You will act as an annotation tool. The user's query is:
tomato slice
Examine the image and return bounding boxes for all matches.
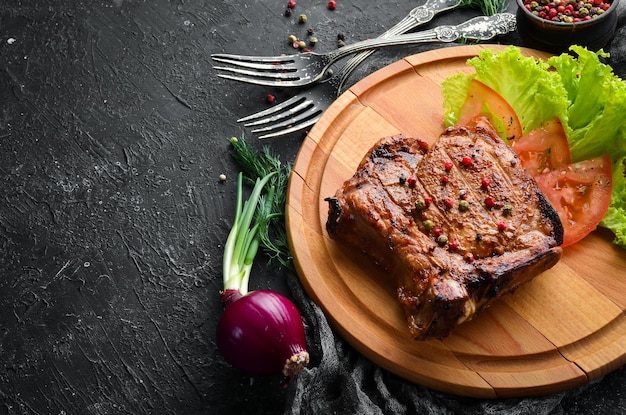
[512,117,571,176]
[456,79,523,142]
[534,155,613,247]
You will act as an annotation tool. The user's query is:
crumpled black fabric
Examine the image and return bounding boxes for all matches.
[284,273,624,415]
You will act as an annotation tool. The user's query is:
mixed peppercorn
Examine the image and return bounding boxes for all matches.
[401,156,514,257]
[522,0,612,23]
[284,2,339,50]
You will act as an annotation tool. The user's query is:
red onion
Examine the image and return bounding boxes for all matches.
[217,289,309,385]
[217,172,309,386]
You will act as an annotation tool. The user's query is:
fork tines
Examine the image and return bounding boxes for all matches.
[237,94,323,139]
[211,53,300,85]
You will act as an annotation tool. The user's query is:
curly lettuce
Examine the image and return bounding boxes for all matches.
[601,157,626,247]
[442,46,570,134]
[441,45,626,248]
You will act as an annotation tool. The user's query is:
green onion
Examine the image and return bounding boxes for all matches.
[223,171,276,294]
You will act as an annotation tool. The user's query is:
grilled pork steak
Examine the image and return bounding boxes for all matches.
[325,120,563,340]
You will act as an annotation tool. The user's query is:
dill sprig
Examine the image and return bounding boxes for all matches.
[460,0,507,16]
[228,135,293,269]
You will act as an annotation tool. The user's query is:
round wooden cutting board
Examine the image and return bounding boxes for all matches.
[285,44,626,399]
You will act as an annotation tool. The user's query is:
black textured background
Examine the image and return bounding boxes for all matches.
[1,1,624,414]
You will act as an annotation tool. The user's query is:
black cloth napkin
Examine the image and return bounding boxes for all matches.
[282,4,626,413]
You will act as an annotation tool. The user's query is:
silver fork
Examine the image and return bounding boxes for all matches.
[211,13,516,89]
[235,13,517,138]
[239,0,464,139]
[216,0,463,90]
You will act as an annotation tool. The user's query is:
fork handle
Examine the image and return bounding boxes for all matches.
[334,0,463,91]
[381,0,464,36]
[327,13,516,63]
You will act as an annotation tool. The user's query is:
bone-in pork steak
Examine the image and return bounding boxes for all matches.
[325,120,563,340]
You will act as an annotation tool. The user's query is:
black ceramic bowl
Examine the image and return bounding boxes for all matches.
[516,0,620,53]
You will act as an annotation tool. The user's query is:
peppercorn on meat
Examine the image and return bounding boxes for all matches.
[325,119,563,340]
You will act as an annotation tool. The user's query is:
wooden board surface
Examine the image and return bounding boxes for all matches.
[285,44,626,399]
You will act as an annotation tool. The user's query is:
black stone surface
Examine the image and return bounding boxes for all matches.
[1,1,624,414]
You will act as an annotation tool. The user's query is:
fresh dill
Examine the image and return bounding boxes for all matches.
[228,135,293,269]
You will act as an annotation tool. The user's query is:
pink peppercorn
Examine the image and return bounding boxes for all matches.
[287,0,296,9]
[497,221,508,232]
[444,161,454,171]
[328,0,337,10]
[266,94,276,103]
[485,196,496,208]
[461,156,472,167]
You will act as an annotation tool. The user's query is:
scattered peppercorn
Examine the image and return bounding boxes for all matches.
[328,0,337,10]
[287,0,296,9]
[503,204,514,216]
[307,27,314,35]
[337,39,345,48]
[484,196,496,208]
[444,197,454,209]
[481,177,491,188]
[437,235,449,246]
[497,221,508,232]
[444,161,454,171]
[433,228,444,238]
[424,196,433,207]
[285,8,292,17]
[288,34,298,44]
[298,14,307,24]
[415,198,427,210]
[298,40,306,49]
[465,252,475,263]
[337,32,345,41]
[459,189,467,200]
[461,156,473,167]
[475,233,483,242]
[309,36,318,46]
[440,175,449,185]
[423,220,434,232]
[399,173,406,185]
[458,200,470,212]
[219,174,227,182]
[407,176,417,188]
[448,240,459,251]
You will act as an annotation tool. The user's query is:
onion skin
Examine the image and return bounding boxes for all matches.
[216,290,309,385]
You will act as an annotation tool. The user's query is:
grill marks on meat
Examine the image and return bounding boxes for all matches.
[325,122,563,340]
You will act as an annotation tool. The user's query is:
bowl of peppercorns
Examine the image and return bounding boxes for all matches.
[516,0,620,53]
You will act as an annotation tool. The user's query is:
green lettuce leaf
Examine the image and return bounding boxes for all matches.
[601,157,626,247]
[442,46,570,134]
[441,45,626,248]
[548,46,626,162]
